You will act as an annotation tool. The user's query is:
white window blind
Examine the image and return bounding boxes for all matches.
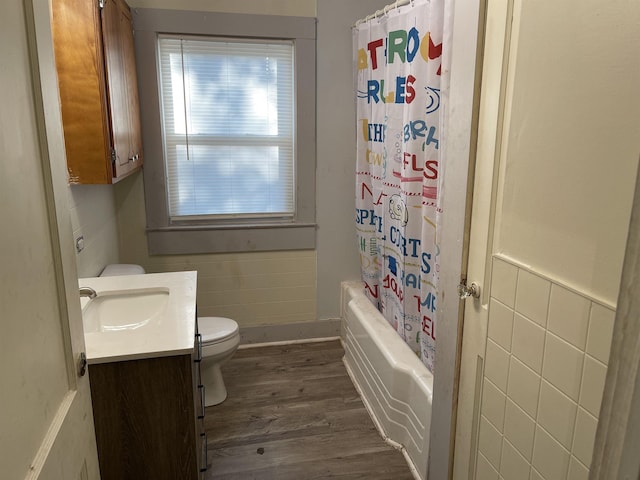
[157,36,295,220]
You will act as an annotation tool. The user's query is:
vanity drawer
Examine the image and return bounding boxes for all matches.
[193,324,207,476]
[200,432,208,476]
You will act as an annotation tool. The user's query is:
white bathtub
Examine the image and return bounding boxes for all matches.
[341,281,433,480]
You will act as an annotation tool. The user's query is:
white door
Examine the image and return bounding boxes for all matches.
[453,0,640,477]
[0,0,100,478]
[451,0,513,477]
[428,0,484,477]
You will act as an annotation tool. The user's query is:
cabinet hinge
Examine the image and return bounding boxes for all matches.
[110,148,116,165]
[98,0,105,10]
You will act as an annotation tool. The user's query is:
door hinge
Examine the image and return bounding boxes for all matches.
[78,352,87,377]
[110,147,116,165]
[458,278,480,300]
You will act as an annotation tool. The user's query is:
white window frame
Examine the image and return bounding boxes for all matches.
[133,9,316,254]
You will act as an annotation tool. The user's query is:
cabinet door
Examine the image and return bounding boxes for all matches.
[52,0,112,183]
[101,0,142,179]
[121,3,143,166]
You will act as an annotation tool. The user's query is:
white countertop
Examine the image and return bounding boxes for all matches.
[79,271,197,365]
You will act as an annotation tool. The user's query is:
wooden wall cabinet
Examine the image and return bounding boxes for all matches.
[88,333,207,479]
[52,0,143,184]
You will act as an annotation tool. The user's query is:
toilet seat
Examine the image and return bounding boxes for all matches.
[199,317,239,345]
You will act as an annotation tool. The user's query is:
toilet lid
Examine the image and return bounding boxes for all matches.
[100,264,146,276]
[199,317,239,343]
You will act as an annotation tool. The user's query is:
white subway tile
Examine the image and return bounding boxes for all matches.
[579,356,607,417]
[515,270,551,327]
[537,380,578,449]
[542,333,584,401]
[492,258,518,308]
[482,379,507,432]
[572,408,598,467]
[476,452,500,480]
[586,303,615,365]
[512,312,545,373]
[485,339,510,392]
[489,298,515,351]
[547,285,591,350]
[530,467,544,480]
[567,456,589,480]
[507,356,541,418]
[532,426,570,480]
[479,415,504,469]
[500,439,531,480]
[503,399,536,460]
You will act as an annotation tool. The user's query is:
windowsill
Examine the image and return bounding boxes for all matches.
[146,222,317,255]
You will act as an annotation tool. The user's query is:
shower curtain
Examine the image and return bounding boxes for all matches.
[354,0,447,372]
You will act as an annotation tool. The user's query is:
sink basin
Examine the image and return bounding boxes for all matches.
[82,288,170,333]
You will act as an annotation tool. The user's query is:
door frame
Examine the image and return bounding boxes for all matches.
[590,163,640,480]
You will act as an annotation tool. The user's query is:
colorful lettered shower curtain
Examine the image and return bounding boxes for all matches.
[355,0,446,372]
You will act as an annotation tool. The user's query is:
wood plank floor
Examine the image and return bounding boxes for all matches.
[203,340,414,480]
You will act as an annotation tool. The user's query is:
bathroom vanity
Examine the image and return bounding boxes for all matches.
[79,272,206,479]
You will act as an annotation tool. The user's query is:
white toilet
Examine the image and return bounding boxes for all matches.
[100,263,146,276]
[100,264,240,406]
[198,316,239,406]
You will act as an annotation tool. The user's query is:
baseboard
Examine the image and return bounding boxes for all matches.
[239,319,341,345]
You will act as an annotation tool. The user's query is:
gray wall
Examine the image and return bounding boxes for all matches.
[70,185,120,278]
[315,0,388,319]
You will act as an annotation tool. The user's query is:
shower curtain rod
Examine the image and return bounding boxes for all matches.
[353,0,412,27]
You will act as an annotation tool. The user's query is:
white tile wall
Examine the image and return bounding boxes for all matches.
[488,298,514,351]
[143,250,318,326]
[503,399,535,460]
[482,379,507,431]
[515,269,551,327]
[537,381,577,449]
[567,456,589,480]
[572,408,597,467]
[475,257,616,480]
[479,416,503,467]
[512,312,545,373]
[542,333,584,401]
[547,285,591,350]
[586,304,615,363]
[485,339,510,391]
[501,438,531,480]
[507,357,540,418]
[531,467,545,480]
[532,427,570,480]
[579,357,607,416]
[491,258,518,308]
[477,453,500,480]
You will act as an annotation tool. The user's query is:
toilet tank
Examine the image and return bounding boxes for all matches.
[100,264,146,276]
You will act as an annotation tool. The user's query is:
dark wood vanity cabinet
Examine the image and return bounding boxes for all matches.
[88,332,206,479]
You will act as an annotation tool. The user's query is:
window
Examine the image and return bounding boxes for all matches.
[133,10,316,254]
[158,36,295,220]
